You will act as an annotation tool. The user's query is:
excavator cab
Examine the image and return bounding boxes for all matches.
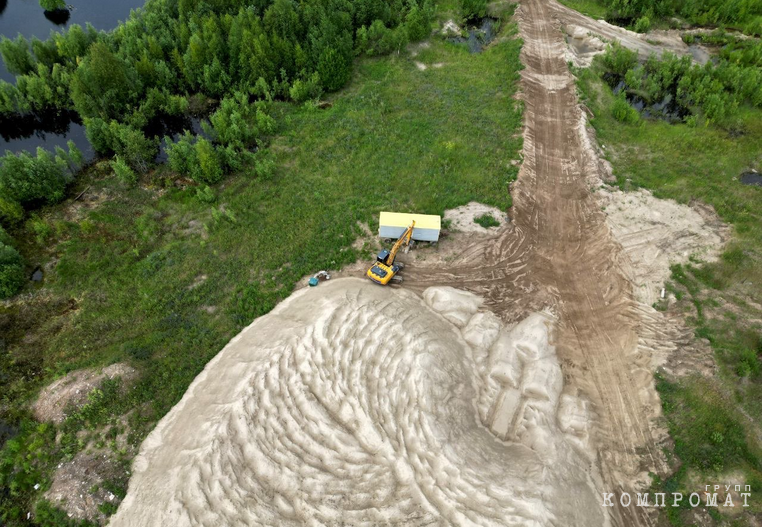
[376,249,391,264]
[367,221,414,285]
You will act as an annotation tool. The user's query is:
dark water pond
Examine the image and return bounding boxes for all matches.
[0,0,144,157]
[447,17,497,53]
[741,171,762,186]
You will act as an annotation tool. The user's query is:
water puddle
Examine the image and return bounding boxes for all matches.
[447,17,497,53]
[740,171,762,187]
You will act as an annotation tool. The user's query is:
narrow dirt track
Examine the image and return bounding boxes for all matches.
[408,1,671,525]
[512,2,663,525]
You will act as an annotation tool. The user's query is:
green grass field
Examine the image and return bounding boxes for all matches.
[0,14,523,524]
[557,0,608,19]
[576,63,762,526]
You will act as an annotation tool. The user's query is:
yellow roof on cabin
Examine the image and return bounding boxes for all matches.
[379,212,441,231]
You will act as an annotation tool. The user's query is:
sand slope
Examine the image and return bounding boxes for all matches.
[110,279,602,526]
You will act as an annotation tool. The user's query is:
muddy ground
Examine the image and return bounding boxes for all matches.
[86,0,733,525]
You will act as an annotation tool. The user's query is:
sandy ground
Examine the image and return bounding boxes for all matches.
[600,188,728,306]
[110,280,605,526]
[107,1,729,525]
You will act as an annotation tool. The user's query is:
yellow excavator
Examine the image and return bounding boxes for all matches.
[366,221,415,285]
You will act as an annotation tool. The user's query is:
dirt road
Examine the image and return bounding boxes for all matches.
[513,1,664,524]
[408,1,674,524]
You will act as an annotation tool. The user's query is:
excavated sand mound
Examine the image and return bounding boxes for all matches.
[110,279,602,526]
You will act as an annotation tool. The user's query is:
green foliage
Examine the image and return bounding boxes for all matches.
[597,43,762,124]
[474,213,500,228]
[356,20,409,57]
[111,156,137,186]
[253,150,275,180]
[195,185,216,203]
[656,375,759,472]
[84,119,158,173]
[35,500,97,527]
[0,195,24,225]
[601,42,638,77]
[39,0,67,11]
[165,133,223,185]
[289,72,323,103]
[0,36,36,76]
[165,131,195,176]
[0,148,69,207]
[0,224,13,247]
[462,0,487,20]
[604,0,762,33]
[208,91,275,149]
[633,15,651,33]
[194,138,222,185]
[317,47,352,92]
[406,3,433,42]
[0,422,56,516]
[0,242,25,299]
[27,215,52,245]
[70,42,140,120]
[611,92,640,123]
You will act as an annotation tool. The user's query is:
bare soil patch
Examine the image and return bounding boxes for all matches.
[33,364,137,424]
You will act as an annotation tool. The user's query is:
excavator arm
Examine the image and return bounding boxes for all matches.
[386,221,415,265]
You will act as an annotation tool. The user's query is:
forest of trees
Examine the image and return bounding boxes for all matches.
[601,0,762,34]
[0,0,436,298]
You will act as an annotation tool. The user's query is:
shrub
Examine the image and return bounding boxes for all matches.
[0,195,24,225]
[0,242,25,299]
[165,131,195,176]
[85,119,157,173]
[474,213,500,228]
[27,215,52,244]
[0,224,13,246]
[462,0,487,20]
[601,42,638,77]
[289,73,323,103]
[360,20,408,57]
[208,91,275,148]
[0,36,35,76]
[406,4,432,42]
[108,122,157,174]
[192,138,222,185]
[0,148,68,207]
[634,16,651,33]
[317,47,351,91]
[111,156,137,185]
[253,151,275,180]
[611,93,640,123]
[195,185,216,203]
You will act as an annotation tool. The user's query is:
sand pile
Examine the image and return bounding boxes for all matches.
[110,279,602,526]
[600,188,727,305]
